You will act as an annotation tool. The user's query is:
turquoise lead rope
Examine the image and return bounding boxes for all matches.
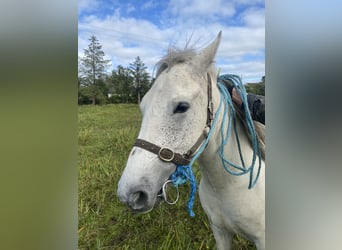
[170,74,262,217]
[217,75,262,189]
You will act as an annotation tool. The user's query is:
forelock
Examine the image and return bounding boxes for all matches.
[155,48,196,77]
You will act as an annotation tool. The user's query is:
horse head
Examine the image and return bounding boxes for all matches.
[117,32,222,213]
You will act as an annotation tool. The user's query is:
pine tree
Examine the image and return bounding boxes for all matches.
[129,56,151,104]
[110,65,133,103]
[79,35,110,105]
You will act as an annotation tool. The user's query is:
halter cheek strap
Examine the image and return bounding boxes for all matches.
[133,73,214,166]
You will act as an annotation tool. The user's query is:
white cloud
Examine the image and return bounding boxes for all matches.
[78,14,171,73]
[78,0,265,82]
[126,4,135,14]
[219,60,265,82]
[141,0,155,10]
[232,0,264,4]
[218,26,264,56]
[240,7,265,27]
[78,0,99,14]
[167,0,235,18]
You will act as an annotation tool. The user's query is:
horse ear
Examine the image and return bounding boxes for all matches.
[196,31,222,70]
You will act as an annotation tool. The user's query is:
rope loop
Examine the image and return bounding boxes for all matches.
[217,74,262,189]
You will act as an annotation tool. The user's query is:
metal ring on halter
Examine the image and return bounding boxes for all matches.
[158,180,179,205]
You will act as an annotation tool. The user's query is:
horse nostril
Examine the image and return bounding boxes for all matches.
[128,191,149,210]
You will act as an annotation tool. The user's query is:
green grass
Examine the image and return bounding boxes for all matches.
[78,104,256,250]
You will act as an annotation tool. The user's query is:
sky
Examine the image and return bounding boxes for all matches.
[78,0,264,83]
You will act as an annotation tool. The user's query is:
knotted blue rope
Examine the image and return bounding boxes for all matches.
[170,166,196,217]
[217,74,262,189]
[170,74,262,217]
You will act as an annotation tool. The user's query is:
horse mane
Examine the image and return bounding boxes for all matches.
[155,47,197,77]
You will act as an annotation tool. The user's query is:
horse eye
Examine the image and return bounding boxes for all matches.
[174,102,190,114]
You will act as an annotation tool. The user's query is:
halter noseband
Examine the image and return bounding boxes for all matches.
[133,73,214,166]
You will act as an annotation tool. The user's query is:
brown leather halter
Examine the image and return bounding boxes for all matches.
[133,73,214,166]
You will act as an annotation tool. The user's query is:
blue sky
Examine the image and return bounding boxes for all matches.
[78,0,264,83]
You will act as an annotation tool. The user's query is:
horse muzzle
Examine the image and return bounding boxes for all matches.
[118,180,179,213]
[117,185,160,213]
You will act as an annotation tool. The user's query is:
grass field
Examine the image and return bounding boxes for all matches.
[78,104,256,249]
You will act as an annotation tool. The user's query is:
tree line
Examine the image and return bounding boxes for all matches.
[78,35,265,105]
[245,75,265,96]
[78,35,151,105]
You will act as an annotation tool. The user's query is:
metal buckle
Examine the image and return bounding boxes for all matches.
[158,147,175,162]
